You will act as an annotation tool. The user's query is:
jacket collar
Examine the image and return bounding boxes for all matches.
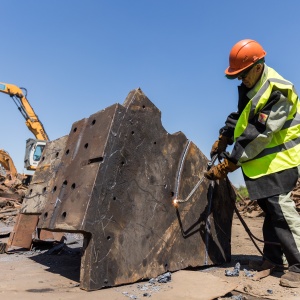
[246,63,268,100]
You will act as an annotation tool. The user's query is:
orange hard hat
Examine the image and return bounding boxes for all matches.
[225,39,266,76]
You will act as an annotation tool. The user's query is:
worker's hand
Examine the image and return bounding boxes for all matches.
[210,135,232,158]
[204,159,239,180]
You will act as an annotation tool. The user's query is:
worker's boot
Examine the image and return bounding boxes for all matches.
[249,259,288,272]
[280,271,300,288]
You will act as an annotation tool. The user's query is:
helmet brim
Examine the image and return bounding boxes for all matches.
[225,58,266,79]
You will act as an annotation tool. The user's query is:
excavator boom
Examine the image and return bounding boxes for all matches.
[0,82,49,141]
[0,82,49,171]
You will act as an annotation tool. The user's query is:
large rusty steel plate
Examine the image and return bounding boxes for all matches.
[20,88,235,290]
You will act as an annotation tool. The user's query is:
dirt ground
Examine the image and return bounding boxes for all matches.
[0,214,299,300]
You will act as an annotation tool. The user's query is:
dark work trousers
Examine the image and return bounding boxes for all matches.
[257,192,300,273]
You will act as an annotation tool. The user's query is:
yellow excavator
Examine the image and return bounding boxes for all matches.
[0,82,49,173]
[0,149,18,178]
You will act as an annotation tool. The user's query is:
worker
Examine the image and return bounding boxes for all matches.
[204,39,300,288]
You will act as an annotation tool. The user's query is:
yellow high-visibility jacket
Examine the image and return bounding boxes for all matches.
[233,65,300,179]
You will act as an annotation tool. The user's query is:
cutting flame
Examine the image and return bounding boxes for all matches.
[172,198,179,208]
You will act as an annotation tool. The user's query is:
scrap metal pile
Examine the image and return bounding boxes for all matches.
[0,172,27,227]
[7,88,237,291]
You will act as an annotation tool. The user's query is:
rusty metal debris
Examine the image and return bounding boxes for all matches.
[0,171,28,251]
[0,172,26,229]
[4,137,69,252]
[13,88,236,290]
[6,213,39,250]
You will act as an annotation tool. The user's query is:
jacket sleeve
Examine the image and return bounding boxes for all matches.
[219,112,239,144]
[219,84,251,142]
[229,90,293,164]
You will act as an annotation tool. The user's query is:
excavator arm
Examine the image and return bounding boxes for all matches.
[0,82,50,171]
[0,82,49,141]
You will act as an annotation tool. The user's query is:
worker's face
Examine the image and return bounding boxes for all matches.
[238,63,263,88]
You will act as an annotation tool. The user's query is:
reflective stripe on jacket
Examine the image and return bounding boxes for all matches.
[234,65,300,179]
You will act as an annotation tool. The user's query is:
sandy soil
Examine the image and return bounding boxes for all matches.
[0,215,299,300]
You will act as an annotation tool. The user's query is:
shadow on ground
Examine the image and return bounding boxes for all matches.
[29,244,82,282]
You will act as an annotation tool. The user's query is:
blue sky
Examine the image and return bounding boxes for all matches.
[1,0,300,187]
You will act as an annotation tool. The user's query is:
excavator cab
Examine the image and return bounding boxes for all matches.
[24,138,47,170]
